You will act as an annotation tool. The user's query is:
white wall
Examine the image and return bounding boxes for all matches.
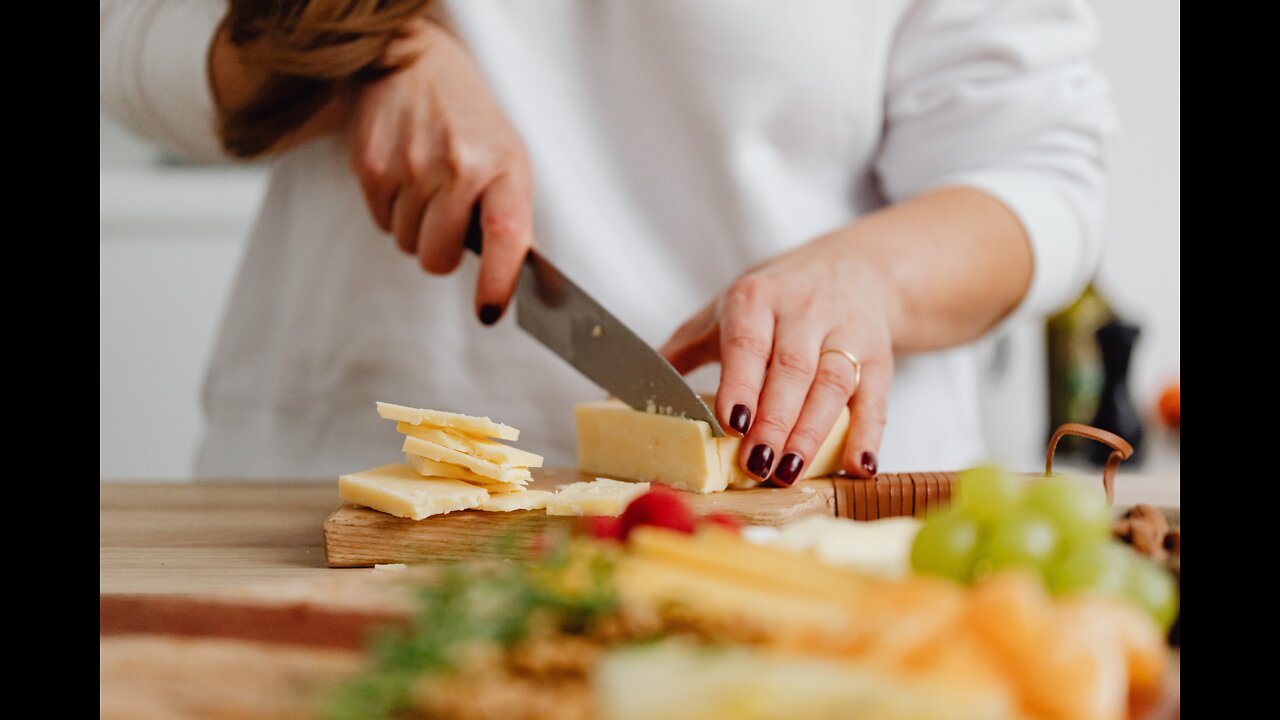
[98,1,1179,479]
[1092,0,1181,414]
[99,166,264,479]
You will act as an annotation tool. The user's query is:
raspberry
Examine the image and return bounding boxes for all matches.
[619,488,696,540]
[701,512,742,535]
[583,516,624,542]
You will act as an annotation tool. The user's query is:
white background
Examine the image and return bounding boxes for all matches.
[99,1,1180,480]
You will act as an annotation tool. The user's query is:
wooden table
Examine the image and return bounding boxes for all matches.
[99,473,1180,596]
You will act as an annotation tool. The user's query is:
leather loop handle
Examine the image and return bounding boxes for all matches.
[1045,423,1133,505]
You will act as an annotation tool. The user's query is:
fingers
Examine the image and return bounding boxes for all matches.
[390,189,427,254]
[416,184,473,274]
[658,302,718,375]
[714,277,774,437]
[739,316,821,482]
[473,171,533,322]
[772,345,860,487]
[350,115,401,232]
[841,358,893,479]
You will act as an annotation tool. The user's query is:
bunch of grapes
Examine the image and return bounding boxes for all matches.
[910,466,1177,630]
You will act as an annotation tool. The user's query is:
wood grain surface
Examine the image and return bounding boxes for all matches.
[101,635,362,720]
[100,471,1179,594]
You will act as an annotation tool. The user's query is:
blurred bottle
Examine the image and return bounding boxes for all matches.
[1088,319,1144,465]
[1046,284,1115,459]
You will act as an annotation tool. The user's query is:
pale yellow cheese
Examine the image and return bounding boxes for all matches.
[476,490,554,512]
[397,422,543,468]
[338,464,487,520]
[576,402,724,492]
[546,478,650,517]
[402,436,532,486]
[404,454,526,493]
[576,400,849,493]
[376,402,518,441]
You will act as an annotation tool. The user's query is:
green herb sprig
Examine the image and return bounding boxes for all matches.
[326,538,617,720]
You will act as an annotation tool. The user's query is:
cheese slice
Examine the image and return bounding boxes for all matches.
[397,422,543,468]
[576,399,849,493]
[403,435,532,486]
[376,402,518,441]
[546,478,650,517]
[338,464,488,520]
[476,490,555,512]
[404,454,526,493]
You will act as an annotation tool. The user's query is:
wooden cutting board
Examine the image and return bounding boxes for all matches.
[324,468,840,567]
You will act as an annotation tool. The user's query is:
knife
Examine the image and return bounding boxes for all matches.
[465,208,723,436]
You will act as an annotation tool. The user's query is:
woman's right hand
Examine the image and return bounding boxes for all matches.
[351,19,533,324]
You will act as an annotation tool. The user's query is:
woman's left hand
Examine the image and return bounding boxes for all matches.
[659,232,896,486]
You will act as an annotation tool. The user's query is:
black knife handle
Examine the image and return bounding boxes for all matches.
[464,204,483,255]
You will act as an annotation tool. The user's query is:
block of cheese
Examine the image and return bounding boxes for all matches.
[403,435,532,486]
[546,478,650,517]
[376,402,518,441]
[397,422,543,468]
[405,454,525,493]
[339,464,488,520]
[476,490,555,512]
[576,400,849,493]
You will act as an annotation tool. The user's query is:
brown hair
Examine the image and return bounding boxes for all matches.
[219,0,431,158]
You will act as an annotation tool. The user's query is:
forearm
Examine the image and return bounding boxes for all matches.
[840,187,1033,354]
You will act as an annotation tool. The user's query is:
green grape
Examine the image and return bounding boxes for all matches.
[954,465,1024,523]
[911,511,981,582]
[1045,541,1129,597]
[1125,556,1179,631]
[1024,477,1111,544]
[984,512,1060,574]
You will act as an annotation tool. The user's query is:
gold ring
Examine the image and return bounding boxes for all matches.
[820,348,861,397]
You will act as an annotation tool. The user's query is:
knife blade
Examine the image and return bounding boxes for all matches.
[465,209,723,436]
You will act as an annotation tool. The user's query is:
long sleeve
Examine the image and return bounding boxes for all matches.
[100,0,228,162]
[875,0,1117,319]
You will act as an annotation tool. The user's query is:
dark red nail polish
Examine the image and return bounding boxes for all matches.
[773,453,804,487]
[746,444,775,479]
[861,451,878,477]
[479,304,502,325]
[729,404,751,434]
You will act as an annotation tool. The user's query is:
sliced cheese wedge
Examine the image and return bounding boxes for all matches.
[477,490,555,512]
[376,402,519,441]
[576,399,848,493]
[339,464,487,520]
[546,478,650,517]
[404,454,526,493]
[397,422,543,468]
[402,435,532,486]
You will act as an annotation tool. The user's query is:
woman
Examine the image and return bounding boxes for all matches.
[101,0,1113,483]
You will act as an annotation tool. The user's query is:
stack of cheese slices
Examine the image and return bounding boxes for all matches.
[338,402,650,520]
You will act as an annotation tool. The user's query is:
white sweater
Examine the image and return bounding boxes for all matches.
[101,0,1114,478]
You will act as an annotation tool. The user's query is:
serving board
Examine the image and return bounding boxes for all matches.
[324,468,839,567]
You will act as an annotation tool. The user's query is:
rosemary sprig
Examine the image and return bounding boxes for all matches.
[325,538,617,720]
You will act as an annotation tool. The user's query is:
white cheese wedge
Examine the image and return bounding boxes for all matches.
[476,490,555,512]
[576,400,848,493]
[404,454,526,493]
[338,464,488,520]
[376,402,518,441]
[546,478,650,517]
[402,436,532,486]
[397,422,543,468]
[769,516,922,578]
